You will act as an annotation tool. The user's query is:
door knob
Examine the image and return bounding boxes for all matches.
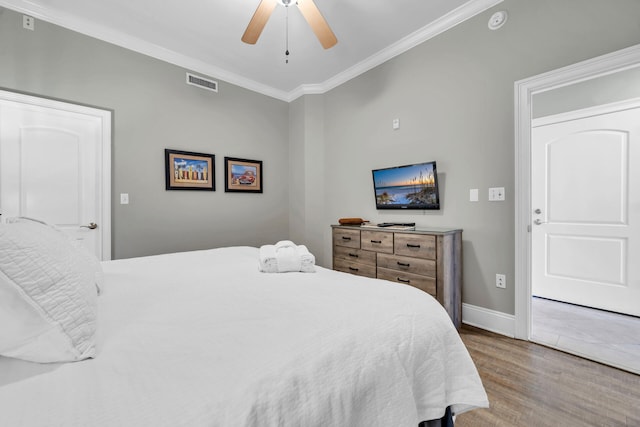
[534,219,546,225]
[81,222,98,230]
[534,209,542,214]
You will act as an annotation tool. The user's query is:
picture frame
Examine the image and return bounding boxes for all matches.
[165,149,215,191]
[224,157,263,193]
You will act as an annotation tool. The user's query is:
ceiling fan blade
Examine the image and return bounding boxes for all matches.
[296,0,337,49]
[241,0,278,45]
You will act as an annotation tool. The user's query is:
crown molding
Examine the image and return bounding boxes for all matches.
[1,0,502,103]
[288,0,503,101]
[0,0,291,101]
[287,83,325,102]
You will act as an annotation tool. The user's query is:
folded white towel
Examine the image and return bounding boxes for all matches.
[259,242,315,273]
[259,245,278,273]
[297,245,316,273]
[275,240,296,250]
[276,246,301,272]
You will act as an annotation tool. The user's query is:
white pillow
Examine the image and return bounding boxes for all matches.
[7,217,104,296]
[0,220,97,363]
[69,239,105,296]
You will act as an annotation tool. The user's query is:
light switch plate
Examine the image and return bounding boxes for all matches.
[120,193,129,204]
[470,189,478,202]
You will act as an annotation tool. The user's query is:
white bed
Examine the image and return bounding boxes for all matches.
[0,245,488,426]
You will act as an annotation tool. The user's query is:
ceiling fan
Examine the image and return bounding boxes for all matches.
[241,0,338,49]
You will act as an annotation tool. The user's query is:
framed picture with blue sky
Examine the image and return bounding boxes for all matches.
[165,149,215,191]
[224,157,263,193]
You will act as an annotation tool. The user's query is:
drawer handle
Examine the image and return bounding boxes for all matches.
[349,267,359,272]
[397,277,410,284]
[371,240,382,244]
[348,253,359,258]
[406,243,421,248]
[397,262,410,267]
[342,236,352,241]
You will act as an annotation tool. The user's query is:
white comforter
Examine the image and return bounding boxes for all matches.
[0,246,488,426]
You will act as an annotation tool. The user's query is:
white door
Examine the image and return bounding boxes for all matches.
[531,100,640,316]
[0,91,111,260]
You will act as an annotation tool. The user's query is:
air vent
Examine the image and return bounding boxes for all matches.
[186,73,218,92]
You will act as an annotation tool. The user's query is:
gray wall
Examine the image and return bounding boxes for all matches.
[316,0,640,315]
[0,7,290,259]
[288,95,328,266]
[533,67,640,118]
[2,1,640,316]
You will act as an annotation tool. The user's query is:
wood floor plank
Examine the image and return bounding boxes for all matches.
[456,325,640,427]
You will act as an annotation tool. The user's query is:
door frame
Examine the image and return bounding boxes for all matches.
[0,89,112,260]
[513,44,640,340]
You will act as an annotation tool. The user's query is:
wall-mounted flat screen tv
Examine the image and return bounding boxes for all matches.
[372,161,440,210]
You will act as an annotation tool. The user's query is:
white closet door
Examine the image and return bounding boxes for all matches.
[0,92,111,260]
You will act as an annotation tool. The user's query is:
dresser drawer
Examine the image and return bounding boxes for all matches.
[377,267,436,297]
[334,246,376,266]
[333,228,361,249]
[334,258,377,278]
[361,230,393,253]
[394,234,436,259]
[377,253,436,278]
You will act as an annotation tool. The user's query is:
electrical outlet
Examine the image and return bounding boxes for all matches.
[496,274,506,289]
[23,15,35,31]
[488,187,506,201]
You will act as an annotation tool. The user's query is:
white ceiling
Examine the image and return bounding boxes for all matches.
[1,0,502,101]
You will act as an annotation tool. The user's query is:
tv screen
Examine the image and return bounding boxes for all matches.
[372,161,440,210]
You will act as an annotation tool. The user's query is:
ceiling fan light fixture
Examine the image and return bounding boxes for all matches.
[279,0,294,6]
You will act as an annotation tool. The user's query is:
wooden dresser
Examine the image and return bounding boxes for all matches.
[331,225,462,329]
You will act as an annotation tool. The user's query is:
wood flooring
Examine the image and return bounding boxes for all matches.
[455,325,640,427]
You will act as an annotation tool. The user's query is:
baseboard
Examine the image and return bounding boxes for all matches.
[462,303,515,338]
